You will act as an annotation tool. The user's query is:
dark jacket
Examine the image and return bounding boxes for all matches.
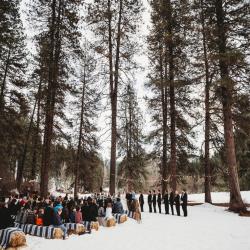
[148,194,152,204]
[139,194,144,205]
[169,192,174,205]
[181,193,188,206]
[163,193,169,204]
[153,194,157,204]
[174,194,180,206]
[43,206,54,226]
[157,193,161,204]
[86,203,98,222]
[0,206,14,229]
[53,212,63,226]
[113,201,124,214]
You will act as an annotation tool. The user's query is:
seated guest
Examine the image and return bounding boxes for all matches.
[53,206,68,240]
[75,206,82,223]
[113,198,124,214]
[0,197,13,229]
[36,208,44,226]
[105,203,114,220]
[43,201,54,226]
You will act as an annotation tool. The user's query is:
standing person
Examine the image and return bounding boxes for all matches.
[181,189,188,217]
[163,191,169,214]
[174,191,180,216]
[139,192,144,212]
[157,190,162,213]
[75,206,83,223]
[153,190,157,213]
[169,189,175,215]
[148,191,152,213]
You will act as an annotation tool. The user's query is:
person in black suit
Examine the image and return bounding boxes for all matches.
[157,190,162,213]
[169,189,174,215]
[152,190,157,213]
[181,189,188,217]
[174,191,180,216]
[139,192,144,212]
[148,191,152,213]
[163,191,169,214]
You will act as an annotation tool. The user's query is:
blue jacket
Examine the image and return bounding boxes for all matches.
[53,212,63,226]
[113,201,124,214]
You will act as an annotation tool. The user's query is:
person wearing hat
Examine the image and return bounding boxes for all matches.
[53,205,68,239]
[0,197,14,229]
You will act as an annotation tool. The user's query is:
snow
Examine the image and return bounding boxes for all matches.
[25,192,250,250]
[188,191,250,204]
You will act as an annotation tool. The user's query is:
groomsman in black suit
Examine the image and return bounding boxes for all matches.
[181,189,188,217]
[157,190,162,213]
[139,192,144,212]
[152,190,157,213]
[169,189,175,215]
[163,191,169,214]
[148,190,152,213]
[174,190,181,216]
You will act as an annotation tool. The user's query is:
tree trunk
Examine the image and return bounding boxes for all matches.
[166,0,177,192]
[109,0,123,195]
[215,0,245,212]
[31,79,42,180]
[40,0,62,197]
[16,81,41,190]
[74,62,86,199]
[200,0,212,203]
[159,46,168,194]
[0,48,11,112]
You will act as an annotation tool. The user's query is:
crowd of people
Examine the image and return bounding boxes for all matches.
[0,188,188,239]
[132,189,188,217]
[0,193,125,239]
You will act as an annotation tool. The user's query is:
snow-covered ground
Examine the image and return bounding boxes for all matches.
[188,191,250,204]
[25,193,250,250]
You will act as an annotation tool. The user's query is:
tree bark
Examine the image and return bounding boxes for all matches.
[31,79,42,180]
[200,0,212,203]
[74,62,86,199]
[109,0,123,195]
[40,0,62,197]
[0,48,11,112]
[215,0,245,212]
[159,45,168,194]
[165,0,177,192]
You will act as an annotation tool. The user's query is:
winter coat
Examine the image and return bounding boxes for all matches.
[157,194,162,204]
[113,201,124,214]
[0,207,14,229]
[75,211,82,223]
[53,212,63,226]
[181,193,188,206]
[139,194,144,205]
[153,194,157,205]
[105,207,113,219]
[148,194,152,204]
[43,206,54,226]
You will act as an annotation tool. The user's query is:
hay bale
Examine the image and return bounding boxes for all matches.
[53,228,63,239]
[8,231,26,248]
[75,224,85,234]
[119,214,127,224]
[6,246,29,250]
[91,222,99,231]
[133,212,141,222]
[106,218,116,227]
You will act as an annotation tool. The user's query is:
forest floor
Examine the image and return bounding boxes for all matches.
[25,192,250,250]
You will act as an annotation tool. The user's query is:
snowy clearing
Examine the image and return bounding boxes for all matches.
[188,191,250,204]
[26,202,250,250]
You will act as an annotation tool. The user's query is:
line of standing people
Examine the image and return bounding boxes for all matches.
[139,189,188,217]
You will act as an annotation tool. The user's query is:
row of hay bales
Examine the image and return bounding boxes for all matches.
[1,211,140,250]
